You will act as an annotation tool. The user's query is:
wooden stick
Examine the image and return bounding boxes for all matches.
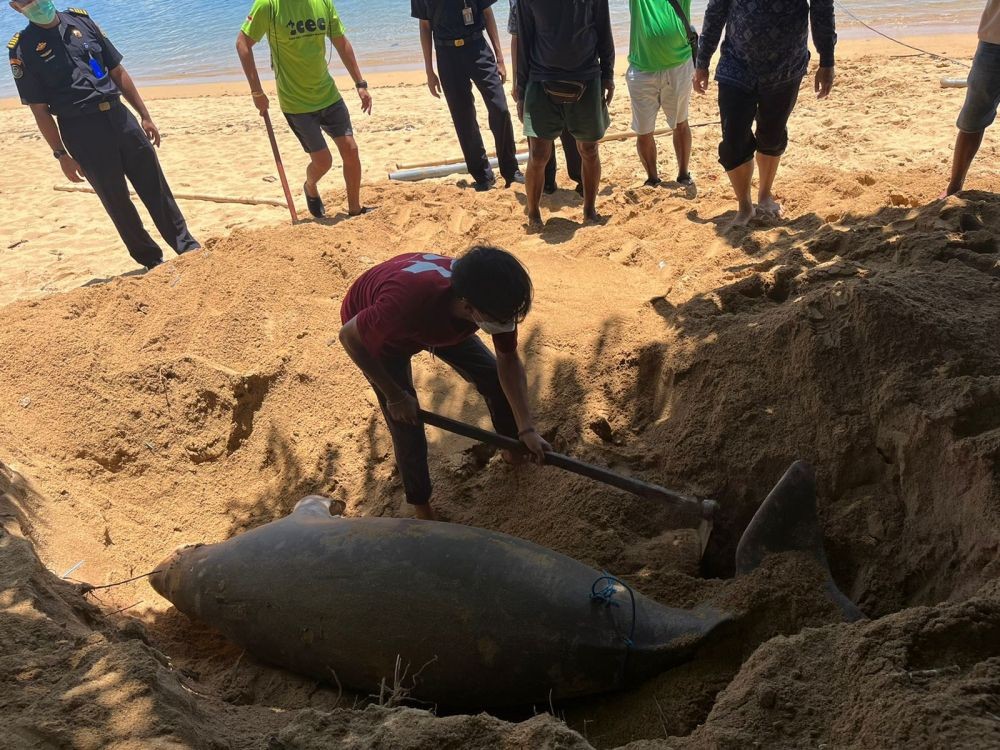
[419,409,712,519]
[394,123,719,171]
[262,111,298,224]
[54,184,289,208]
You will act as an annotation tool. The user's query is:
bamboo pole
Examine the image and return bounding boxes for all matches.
[394,123,719,171]
[54,184,289,208]
[389,153,528,183]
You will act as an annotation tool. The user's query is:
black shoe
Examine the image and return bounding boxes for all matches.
[677,173,695,187]
[304,182,325,218]
[644,176,663,188]
[505,170,525,188]
[543,182,558,195]
[473,176,497,192]
[143,258,164,271]
[574,182,584,196]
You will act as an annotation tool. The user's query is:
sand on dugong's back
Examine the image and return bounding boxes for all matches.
[0,37,998,750]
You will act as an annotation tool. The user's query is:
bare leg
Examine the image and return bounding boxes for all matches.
[333,135,363,215]
[525,137,553,228]
[636,132,658,183]
[756,153,782,216]
[673,120,692,179]
[578,140,604,222]
[726,158,756,226]
[945,129,986,196]
[305,147,333,198]
[413,502,437,521]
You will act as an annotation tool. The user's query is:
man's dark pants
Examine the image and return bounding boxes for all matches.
[717,77,803,171]
[372,337,518,506]
[436,34,519,184]
[59,104,199,268]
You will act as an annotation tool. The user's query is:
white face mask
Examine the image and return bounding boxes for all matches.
[475,314,516,335]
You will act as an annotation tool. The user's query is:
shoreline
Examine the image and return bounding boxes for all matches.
[0,31,978,110]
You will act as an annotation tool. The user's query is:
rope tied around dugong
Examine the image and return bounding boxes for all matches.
[590,573,637,648]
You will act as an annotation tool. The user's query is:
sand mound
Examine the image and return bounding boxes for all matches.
[2,65,999,745]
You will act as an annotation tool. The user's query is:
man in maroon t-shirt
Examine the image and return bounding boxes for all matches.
[339,246,551,520]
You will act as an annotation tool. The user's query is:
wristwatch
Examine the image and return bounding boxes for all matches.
[53,148,67,159]
[355,80,368,89]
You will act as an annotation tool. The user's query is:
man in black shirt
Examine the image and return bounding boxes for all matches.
[8,3,199,270]
[412,0,523,191]
[508,0,581,196]
[515,0,614,228]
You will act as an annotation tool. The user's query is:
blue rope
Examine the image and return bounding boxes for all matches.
[590,573,637,648]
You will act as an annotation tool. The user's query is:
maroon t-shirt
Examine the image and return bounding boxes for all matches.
[340,253,518,359]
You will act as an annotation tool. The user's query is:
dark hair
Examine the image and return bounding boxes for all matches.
[451,245,533,323]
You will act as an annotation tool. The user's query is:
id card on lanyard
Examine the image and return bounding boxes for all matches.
[462,0,474,25]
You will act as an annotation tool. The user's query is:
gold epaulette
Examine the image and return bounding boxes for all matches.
[7,32,20,50]
[66,7,90,16]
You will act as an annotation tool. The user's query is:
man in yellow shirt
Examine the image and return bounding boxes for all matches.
[236,0,372,218]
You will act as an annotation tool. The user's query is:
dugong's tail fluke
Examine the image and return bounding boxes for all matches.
[735,461,865,622]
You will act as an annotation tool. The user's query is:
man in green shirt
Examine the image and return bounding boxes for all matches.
[236,0,373,218]
[626,0,695,188]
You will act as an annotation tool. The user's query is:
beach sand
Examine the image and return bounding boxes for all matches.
[0,34,990,307]
[1,32,999,750]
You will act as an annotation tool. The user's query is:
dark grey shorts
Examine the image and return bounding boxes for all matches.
[284,98,354,153]
[958,41,1000,133]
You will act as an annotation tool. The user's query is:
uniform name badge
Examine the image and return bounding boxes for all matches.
[462,3,474,25]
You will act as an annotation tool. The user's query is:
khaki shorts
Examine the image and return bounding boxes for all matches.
[626,59,694,134]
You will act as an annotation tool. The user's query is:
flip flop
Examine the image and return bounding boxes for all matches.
[348,206,375,218]
[304,182,325,218]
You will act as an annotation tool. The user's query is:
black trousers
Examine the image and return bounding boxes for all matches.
[717,77,803,172]
[436,35,519,183]
[59,105,200,268]
[371,337,518,506]
[545,128,582,188]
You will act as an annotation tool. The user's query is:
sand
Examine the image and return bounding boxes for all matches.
[0,34,988,307]
[1,33,999,750]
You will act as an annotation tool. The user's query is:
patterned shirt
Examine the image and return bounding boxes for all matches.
[696,0,836,91]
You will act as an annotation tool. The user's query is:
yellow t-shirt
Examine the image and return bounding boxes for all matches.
[242,0,346,114]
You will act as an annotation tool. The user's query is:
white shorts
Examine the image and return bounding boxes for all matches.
[626,59,694,134]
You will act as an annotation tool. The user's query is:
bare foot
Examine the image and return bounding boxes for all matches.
[525,213,544,232]
[729,204,756,228]
[413,503,437,521]
[757,195,783,217]
[583,209,607,225]
[501,448,527,466]
[348,206,375,217]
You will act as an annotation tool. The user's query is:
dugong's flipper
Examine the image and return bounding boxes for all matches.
[735,461,865,622]
[293,495,346,518]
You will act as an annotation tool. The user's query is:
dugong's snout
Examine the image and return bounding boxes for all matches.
[148,543,201,600]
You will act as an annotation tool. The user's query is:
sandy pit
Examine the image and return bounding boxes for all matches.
[1,37,999,749]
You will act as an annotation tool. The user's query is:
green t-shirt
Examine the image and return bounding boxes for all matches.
[628,0,693,73]
[242,0,346,114]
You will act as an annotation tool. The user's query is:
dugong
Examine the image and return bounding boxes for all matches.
[149,460,856,707]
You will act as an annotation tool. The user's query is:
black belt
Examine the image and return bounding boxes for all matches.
[94,98,120,112]
[57,96,121,119]
[435,32,482,48]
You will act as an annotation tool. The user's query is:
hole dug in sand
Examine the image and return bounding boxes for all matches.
[1,189,998,748]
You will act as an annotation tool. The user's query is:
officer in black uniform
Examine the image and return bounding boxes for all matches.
[8,2,199,270]
[412,0,522,191]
